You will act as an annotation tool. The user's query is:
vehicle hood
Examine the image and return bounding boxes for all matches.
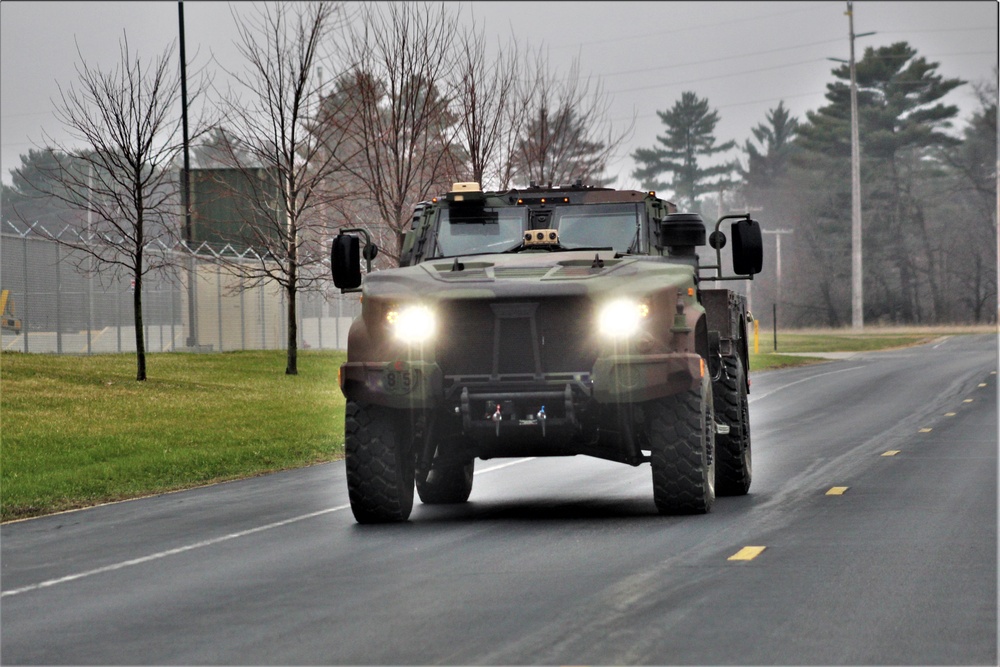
[361,250,695,302]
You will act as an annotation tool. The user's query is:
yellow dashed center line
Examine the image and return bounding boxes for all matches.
[728,546,766,561]
[979,383,988,387]
[963,399,974,403]
[919,428,933,433]
[826,486,849,495]
[945,412,956,417]
[882,450,901,457]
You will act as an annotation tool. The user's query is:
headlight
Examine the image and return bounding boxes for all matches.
[386,305,436,343]
[597,299,649,338]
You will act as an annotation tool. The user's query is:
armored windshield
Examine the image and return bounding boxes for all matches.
[555,204,644,253]
[434,208,527,257]
[431,202,645,258]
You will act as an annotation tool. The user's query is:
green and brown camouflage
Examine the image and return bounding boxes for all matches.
[331,182,763,521]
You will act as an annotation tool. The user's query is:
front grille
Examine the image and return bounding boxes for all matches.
[439,301,494,375]
[437,298,596,377]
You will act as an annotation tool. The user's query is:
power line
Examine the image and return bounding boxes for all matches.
[878,27,998,34]
[598,38,845,78]
[545,3,833,50]
[603,50,995,98]
[606,59,831,97]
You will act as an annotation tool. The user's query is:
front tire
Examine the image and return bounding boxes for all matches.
[344,401,414,523]
[648,374,716,515]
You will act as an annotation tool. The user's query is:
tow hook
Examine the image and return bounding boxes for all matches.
[492,404,502,437]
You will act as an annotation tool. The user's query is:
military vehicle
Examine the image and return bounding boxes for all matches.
[331,181,763,523]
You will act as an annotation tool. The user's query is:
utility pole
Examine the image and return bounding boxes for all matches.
[847,2,871,331]
[763,229,794,310]
[763,228,793,349]
[830,5,873,331]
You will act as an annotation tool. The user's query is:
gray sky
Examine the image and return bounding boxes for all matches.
[1,1,997,189]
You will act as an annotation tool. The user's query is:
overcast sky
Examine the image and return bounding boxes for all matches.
[1,1,997,189]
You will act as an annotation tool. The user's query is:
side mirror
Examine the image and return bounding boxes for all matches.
[731,219,763,276]
[331,234,362,289]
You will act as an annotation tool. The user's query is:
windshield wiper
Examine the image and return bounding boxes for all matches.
[431,249,515,260]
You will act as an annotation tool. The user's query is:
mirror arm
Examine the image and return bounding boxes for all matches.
[702,213,754,282]
[339,227,375,273]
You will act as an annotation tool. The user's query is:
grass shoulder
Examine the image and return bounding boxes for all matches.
[1,350,347,522]
[747,324,994,373]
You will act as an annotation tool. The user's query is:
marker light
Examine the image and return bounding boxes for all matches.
[386,305,436,344]
[598,299,649,338]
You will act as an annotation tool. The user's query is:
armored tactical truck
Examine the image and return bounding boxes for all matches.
[331,182,763,523]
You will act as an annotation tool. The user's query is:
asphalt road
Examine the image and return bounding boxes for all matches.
[2,334,997,665]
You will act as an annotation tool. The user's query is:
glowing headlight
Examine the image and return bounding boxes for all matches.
[598,299,649,338]
[386,305,436,343]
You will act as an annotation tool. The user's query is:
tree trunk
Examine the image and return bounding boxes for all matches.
[133,265,146,381]
[286,256,298,376]
[912,203,945,322]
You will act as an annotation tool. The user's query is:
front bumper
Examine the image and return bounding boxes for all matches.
[339,352,704,409]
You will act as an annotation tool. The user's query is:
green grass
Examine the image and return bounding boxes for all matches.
[746,333,935,372]
[1,350,346,522]
[746,327,982,371]
[748,352,827,372]
[767,331,940,353]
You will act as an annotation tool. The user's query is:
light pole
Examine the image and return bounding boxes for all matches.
[178,0,198,348]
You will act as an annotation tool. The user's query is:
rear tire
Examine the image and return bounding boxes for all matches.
[416,459,475,504]
[714,355,752,496]
[344,401,414,523]
[648,374,716,515]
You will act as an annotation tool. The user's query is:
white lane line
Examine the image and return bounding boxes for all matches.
[1,505,351,598]
[2,458,538,599]
[475,457,536,475]
[932,336,952,349]
[749,365,865,404]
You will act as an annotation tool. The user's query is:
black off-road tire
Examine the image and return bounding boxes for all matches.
[344,401,414,523]
[416,459,475,504]
[713,355,752,496]
[648,374,716,515]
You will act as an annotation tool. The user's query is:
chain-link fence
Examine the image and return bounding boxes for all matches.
[1,221,361,354]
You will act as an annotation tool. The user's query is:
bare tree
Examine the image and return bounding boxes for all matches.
[336,1,462,261]
[23,35,190,381]
[217,1,349,375]
[512,49,633,188]
[450,17,523,191]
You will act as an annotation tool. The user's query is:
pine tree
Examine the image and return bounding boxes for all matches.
[631,91,737,211]
[738,101,799,206]
[793,41,965,324]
